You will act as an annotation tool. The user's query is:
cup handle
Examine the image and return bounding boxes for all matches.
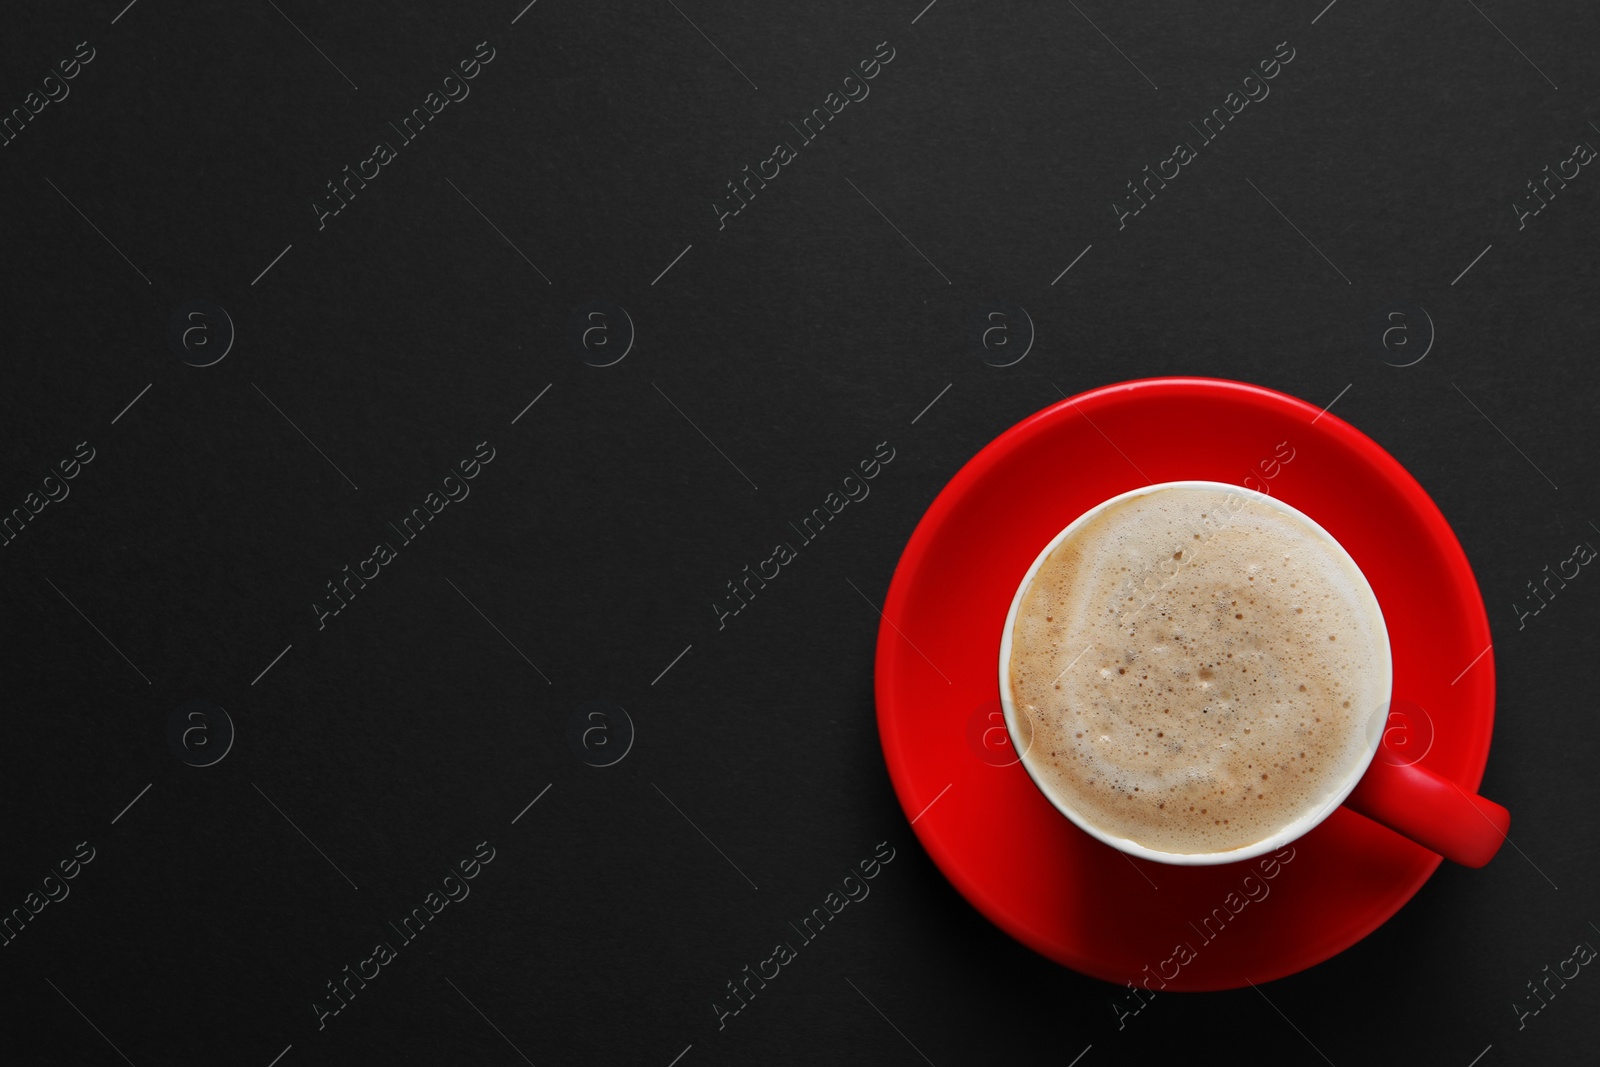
[1343,756,1510,868]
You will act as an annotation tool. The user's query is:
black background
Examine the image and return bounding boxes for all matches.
[2,1,1596,1064]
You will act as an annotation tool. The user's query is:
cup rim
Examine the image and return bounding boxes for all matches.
[997,479,1394,866]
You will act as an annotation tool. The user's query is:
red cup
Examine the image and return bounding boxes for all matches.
[997,480,1508,868]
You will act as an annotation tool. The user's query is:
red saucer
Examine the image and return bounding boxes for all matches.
[874,377,1496,990]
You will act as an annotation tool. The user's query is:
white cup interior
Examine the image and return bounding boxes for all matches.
[997,480,1392,866]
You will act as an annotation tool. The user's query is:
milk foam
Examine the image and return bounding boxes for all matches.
[1007,486,1389,854]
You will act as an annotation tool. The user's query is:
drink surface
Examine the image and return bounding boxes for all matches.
[1006,486,1389,854]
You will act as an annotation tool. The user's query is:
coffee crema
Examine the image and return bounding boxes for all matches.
[1006,485,1389,854]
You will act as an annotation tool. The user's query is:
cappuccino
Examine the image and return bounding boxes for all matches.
[1006,485,1389,855]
